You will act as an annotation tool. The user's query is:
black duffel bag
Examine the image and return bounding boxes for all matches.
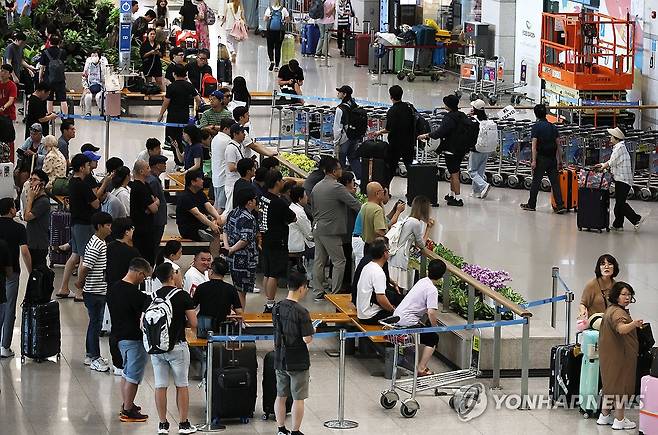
[356,139,389,160]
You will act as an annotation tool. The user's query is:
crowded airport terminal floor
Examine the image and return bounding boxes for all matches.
[1,0,658,434]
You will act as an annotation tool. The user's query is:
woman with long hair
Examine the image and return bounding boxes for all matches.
[579,254,619,320]
[179,0,198,31]
[156,0,168,26]
[264,0,289,71]
[195,0,211,49]
[140,29,164,91]
[222,0,246,60]
[232,76,251,109]
[111,166,131,214]
[388,195,435,290]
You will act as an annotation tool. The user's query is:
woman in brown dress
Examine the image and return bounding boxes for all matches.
[579,254,618,319]
[597,281,642,430]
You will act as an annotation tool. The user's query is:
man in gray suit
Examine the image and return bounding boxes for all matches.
[310,157,362,300]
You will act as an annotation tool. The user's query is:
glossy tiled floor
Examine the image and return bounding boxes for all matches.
[1,29,655,434]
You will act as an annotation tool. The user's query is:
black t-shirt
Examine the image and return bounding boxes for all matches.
[152,285,195,343]
[0,238,8,303]
[68,176,97,225]
[531,118,559,158]
[192,279,242,322]
[165,62,183,83]
[258,191,296,249]
[85,173,99,189]
[129,180,155,229]
[186,62,213,92]
[233,177,258,208]
[165,80,198,122]
[273,299,314,371]
[25,94,48,134]
[179,3,199,30]
[385,101,415,150]
[105,240,141,287]
[277,65,304,96]
[107,280,148,341]
[0,217,27,274]
[176,188,209,236]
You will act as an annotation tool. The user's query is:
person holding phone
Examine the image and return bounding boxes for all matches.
[22,169,51,269]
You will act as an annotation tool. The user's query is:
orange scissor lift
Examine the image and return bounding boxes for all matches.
[538,11,636,127]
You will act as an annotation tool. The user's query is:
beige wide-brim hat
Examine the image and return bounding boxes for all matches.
[607,127,626,140]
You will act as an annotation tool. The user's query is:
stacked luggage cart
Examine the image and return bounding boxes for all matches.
[454,55,529,105]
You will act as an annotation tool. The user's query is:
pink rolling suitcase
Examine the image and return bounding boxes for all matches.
[640,375,658,435]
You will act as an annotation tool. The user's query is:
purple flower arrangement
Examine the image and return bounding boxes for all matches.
[461,264,512,290]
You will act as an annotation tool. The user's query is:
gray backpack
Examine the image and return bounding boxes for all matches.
[44,49,66,84]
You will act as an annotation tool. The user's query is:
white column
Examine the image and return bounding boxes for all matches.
[481,0,516,81]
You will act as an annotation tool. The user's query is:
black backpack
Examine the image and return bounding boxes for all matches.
[44,49,66,84]
[454,112,480,152]
[407,103,430,136]
[340,101,368,140]
[309,0,325,19]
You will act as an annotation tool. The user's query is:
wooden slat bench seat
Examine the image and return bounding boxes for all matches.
[250,91,273,106]
[160,234,213,255]
[324,294,387,344]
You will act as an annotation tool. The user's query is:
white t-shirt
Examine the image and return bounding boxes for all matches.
[136,149,149,162]
[393,277,438,327]
[183,266,209,296]
[224,139,244,190]
[150,258,181,293]
[264,5,290,20]
[356,262,387,320]
[211,131,230,187]
[241,132,255,159]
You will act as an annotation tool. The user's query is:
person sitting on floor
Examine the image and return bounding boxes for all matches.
[393,259,446,376]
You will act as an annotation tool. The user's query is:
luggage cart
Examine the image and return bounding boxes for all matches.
[631,131,658,201]
[378,318,483,418]
[396,46,445,82]
[454,55,484,101]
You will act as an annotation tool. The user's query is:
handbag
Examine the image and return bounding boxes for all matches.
[637,322,655,353]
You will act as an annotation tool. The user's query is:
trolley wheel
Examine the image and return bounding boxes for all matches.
[491,173,504,187]
[407,73,416,82]
[598,229,603,234]
[434,389,448,396]
[510,95,516,104]
[469,92,478,102]
[488,96,497,105]
[454,90,462,99]
[459,171,471,184]
[606,227,610,232]
[380,393,397,410]
[578,227,582,231]
[431,73,441,82]
[21,356,25,363]
[523,176,532,190]
[56,353,60,361]
[507,175,520,188]
[240,417,249,424]
[515,95,523,105]
[262,413,269,420]
[540,177,552,192]
[400,400,419,418]
[640,188,652,201]
[397,72,406,80]
[449,396,455,410]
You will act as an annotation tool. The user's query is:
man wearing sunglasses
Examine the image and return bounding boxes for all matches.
[186,48,212,93]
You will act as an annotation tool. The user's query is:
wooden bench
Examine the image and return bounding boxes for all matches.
[250,91,273,106]
[185,312,352,347]
[160,234,215,255]
[324,294,387,344]
[122,90,166,116]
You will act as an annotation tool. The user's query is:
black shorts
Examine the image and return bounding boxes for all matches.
[48,82,67,103]
[444,151,467,174]
[262,247,288,278]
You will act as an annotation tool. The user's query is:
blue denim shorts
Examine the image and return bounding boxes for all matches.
[150,342,190,388]
[118,339,148,384]
[71,224,95,255]
[214,185,227,210]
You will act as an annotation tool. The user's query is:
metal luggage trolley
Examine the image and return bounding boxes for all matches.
[454,55,485,101]
[378,317,483,418]
[397,46,445,83]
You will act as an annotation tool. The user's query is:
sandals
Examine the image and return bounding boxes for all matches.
[417,368,434,377]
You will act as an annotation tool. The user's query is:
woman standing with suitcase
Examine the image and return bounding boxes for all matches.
[336,0,356,56]
[263,0,290,72]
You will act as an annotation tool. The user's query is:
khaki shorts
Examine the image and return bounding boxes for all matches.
[276,369,310,401]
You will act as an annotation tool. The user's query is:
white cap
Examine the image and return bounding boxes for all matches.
[470,99,486,110]
[607,127,625,140]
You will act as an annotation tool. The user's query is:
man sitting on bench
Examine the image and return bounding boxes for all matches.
[355,238,405,325]
[175,170,222,242]
[393,259,446,377]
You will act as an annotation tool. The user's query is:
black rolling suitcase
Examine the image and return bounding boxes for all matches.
[262,350,293,420]
[49,210,71,267]
[21,300,61,362]
[24,266,55,305]
[406,164,439,206]
[344,32,355,57]
[548,342,582,406]
[577,172,611,232]
[211,321,257,423]
[360,158,388,193]
[217,59,233,85]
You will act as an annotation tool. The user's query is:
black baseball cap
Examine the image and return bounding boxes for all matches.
[80,143,100,152]
[336,85,353,95]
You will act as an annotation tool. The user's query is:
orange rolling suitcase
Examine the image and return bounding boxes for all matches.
[551,169,578,211]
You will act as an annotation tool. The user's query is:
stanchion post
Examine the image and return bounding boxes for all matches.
[467,284,475,325]
[196,332,223,432]
[104,115,110,160]
[419,255,427,279]
[492,304,501,390]
[324,329,358,429]
[565,290,573,345]
[519,319,530,410]
[551,267,559,328]
[442,272,451,313]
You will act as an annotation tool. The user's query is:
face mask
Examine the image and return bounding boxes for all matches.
[91,55,99,64]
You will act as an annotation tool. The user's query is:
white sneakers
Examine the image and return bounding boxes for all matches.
[113,367,123,376]
[89,357,110,372]
[597,413,637,430]
[481,183,491,199]
[634,216,646,231]
[0,347,15,358]
[611,418,636,430]
[596,413,614,425]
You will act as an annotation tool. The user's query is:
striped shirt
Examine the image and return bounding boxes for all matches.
[337,0,353,26]
[198,108,232,128]
[83,235,108,295]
